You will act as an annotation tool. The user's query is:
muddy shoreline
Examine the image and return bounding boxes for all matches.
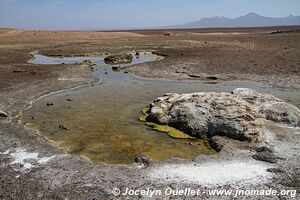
[0,27,300,199]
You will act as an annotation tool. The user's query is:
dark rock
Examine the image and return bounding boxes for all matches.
[134,154,150,167]
[59,124,69,130]
[187,74,201,78]
[112,66,121,72]
[46,102,54,106]
[206,76,218,80]
[252,147,284,163]
[256,146,273,153]
[252,154,279,163]
[104,54,133,65]
[0,110,8,118]
[13,69,26,73]
[267,168,285,173]
[66,98,73,102]
[209,138,223,152]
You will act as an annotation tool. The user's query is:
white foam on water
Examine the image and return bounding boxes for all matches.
[148,160,271,186]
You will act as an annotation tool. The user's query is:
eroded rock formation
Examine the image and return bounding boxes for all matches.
[146,88,300,143]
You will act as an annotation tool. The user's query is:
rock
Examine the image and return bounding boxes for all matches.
[90,66,96,72]
[147,88,300,143]
[46,102,54,106]
[104,54,133,65]
[66,98,73,102]
[187,74,201,78]
[209,138,223,152]
[135,52,140,57]
[59,124,69,130]
[252,147,283,163]
[206,76,218,81]
[255,146,273,153]
[134,154,150,167]
[81,59,95,66]
[232,88,281,105]
[13,69,27,73]
[233,88,300,127]
[112,66,121,72]
[148,91,263,141]
[259,102,300,127]
[267,168,285,173]
[0,110,8,117]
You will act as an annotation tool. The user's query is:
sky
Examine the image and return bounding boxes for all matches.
[0,0,299,30]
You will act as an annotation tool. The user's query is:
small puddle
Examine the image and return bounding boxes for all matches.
[22,51,300,164]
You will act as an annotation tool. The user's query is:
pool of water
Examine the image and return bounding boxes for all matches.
[22,51,300,164]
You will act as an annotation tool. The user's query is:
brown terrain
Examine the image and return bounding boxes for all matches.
[0,27,300,199]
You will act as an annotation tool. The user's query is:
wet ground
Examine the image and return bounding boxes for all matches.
[21,52,300,164]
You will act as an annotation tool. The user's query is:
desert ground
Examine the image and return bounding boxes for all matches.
[0,26,300,199]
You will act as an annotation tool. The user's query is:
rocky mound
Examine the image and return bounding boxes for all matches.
[146,88,300,143]
[104,54,133,64]
[232,88,300,127]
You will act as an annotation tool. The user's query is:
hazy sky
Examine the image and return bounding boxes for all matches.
[0,0,299,30]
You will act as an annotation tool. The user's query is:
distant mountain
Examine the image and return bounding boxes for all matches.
[172,13,300,28]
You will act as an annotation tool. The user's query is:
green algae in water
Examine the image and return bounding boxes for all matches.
[139,107,196,139]
[145,122,196,139]
[138,107,150,122]
[138,108,212,153]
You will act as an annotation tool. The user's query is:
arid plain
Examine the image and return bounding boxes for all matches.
[0,27,300,199]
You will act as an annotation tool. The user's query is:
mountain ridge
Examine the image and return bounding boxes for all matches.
[171,13,300,28]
